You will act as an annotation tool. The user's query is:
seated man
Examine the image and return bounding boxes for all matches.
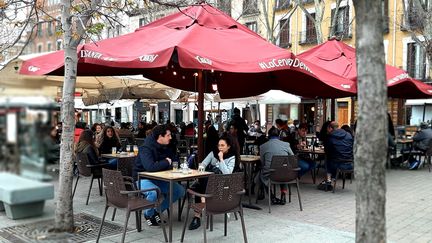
[258,126,294,204]
[288,123,316,177]
[324,121,354,184]
[133,125,185,226]
[413,122,432,152]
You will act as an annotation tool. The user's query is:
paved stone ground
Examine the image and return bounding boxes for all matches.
[1,166,431,243]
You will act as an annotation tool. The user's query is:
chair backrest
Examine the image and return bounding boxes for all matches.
[117,157,135,177]
[102,168,128,208]
[76,152,92,177]
[135,138,145,146]
[425,139,432,156]
[269,155,298,182]
[205,173,244,214]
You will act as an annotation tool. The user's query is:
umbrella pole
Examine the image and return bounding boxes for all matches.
[197,71,205,165]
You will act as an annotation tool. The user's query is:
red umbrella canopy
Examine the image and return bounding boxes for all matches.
[20,3,356,98]
[298,39,432,99]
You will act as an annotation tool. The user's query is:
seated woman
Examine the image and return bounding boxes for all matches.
[75,129,100,166]
[188,134,240,230]
[43,126,60,164]
[98,126,121,169]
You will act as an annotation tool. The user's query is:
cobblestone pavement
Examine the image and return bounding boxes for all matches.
[1,167,431,243]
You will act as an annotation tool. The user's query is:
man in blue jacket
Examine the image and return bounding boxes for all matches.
[324,121,353,183]
[133,124,185,226]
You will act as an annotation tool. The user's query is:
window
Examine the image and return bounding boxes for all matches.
[217,0,231,16]
[37,23,43,37]
[37,44,43,53]
[403,0,425,30]
[245,21,258,33]
[47,21,53,36]
[406,42,427,80]
[56,39,62,50]
[115,25,121,36]
[382,0,389,33]
[276,0,290,10]
[300,12,316,44]
[278,19,290,48]
[107,27,114,38]
[243,0,258,15]
[330,5,350,38]
[47,43,52,52]
[139,17,147,27]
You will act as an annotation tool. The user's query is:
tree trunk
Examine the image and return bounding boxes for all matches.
[55,0,77,232]
[314,0,324,44]
[353,1,387,243]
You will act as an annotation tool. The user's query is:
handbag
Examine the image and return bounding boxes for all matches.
[205,163,223,174]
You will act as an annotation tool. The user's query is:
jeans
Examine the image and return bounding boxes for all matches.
[298,159,316,177]
[139,179,185,217]
[326,161,353,179]
[107,158,118,170]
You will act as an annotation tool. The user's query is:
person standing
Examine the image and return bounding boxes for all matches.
[133,125,185,226]
[228,107,248,154]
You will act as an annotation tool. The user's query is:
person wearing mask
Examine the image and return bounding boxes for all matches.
[133,125,185,226]
[188,134,240,230]
[275,119,290,141]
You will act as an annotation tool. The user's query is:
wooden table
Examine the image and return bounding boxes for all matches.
[100,153,137,159]
[138,169,213,242]
[240,155,261,210]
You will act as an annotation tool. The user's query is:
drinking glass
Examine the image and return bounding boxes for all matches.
[172,161,179,171]
[198,163,205,172]
[126,145,131,153]
[133,145,139,156]
[111,147,117,155]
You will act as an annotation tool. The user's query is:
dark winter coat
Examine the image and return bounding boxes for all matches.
[325,129,354,163]
[133,134,175,178]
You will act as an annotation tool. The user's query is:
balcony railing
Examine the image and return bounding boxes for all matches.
[401,12,423,31]
[275,0,291,11]
[327,26,352,39]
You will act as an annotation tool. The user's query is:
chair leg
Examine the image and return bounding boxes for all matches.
[96,205,109,243]
[210,215,213,232]
[288,184,291,203]
[72,176,79,198]
[111,208,116,221]
[97,178,102,196]
[268,182,271,214]
[239,208,248,243]
[342,172,346,189]
[180,206,191,242]
[135,211,141,232]
[86,176,95,205]
[160,209,168,242]
[203,209,207,243]
[121,210,131,243]
[234,212,238,220]
[224,213,227,236]
[296,180,303,211]
[333,170,339,193]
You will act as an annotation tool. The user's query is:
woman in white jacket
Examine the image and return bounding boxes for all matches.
[188,134,240,230]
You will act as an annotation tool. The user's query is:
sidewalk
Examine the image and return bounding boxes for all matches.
[1,167,431,242]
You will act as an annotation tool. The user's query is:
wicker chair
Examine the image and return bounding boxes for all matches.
[72,153,109,205]
[117,157,135,177]
[268,155,303,213]
[96,169,167,243]
[181,173,247,243]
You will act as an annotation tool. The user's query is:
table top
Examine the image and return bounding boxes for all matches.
[138,169,213,181]
[397,139,413,144]
[240,155,260,162]
[298,148,325,154]
[101,153,137,159]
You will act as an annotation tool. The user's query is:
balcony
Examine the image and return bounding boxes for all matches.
[275,0,291,11]
[401,12,423,31]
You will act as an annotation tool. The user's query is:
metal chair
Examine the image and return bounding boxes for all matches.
[181,173,247,243]
[96,169,167,243]
[332,161,354,193]
[72,153,108,205]
[267,155,303,213]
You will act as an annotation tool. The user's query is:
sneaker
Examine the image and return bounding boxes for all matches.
[188,216,201,230]
[154,212,163,224]
[145,214,160,227]
[409,161,419,170]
